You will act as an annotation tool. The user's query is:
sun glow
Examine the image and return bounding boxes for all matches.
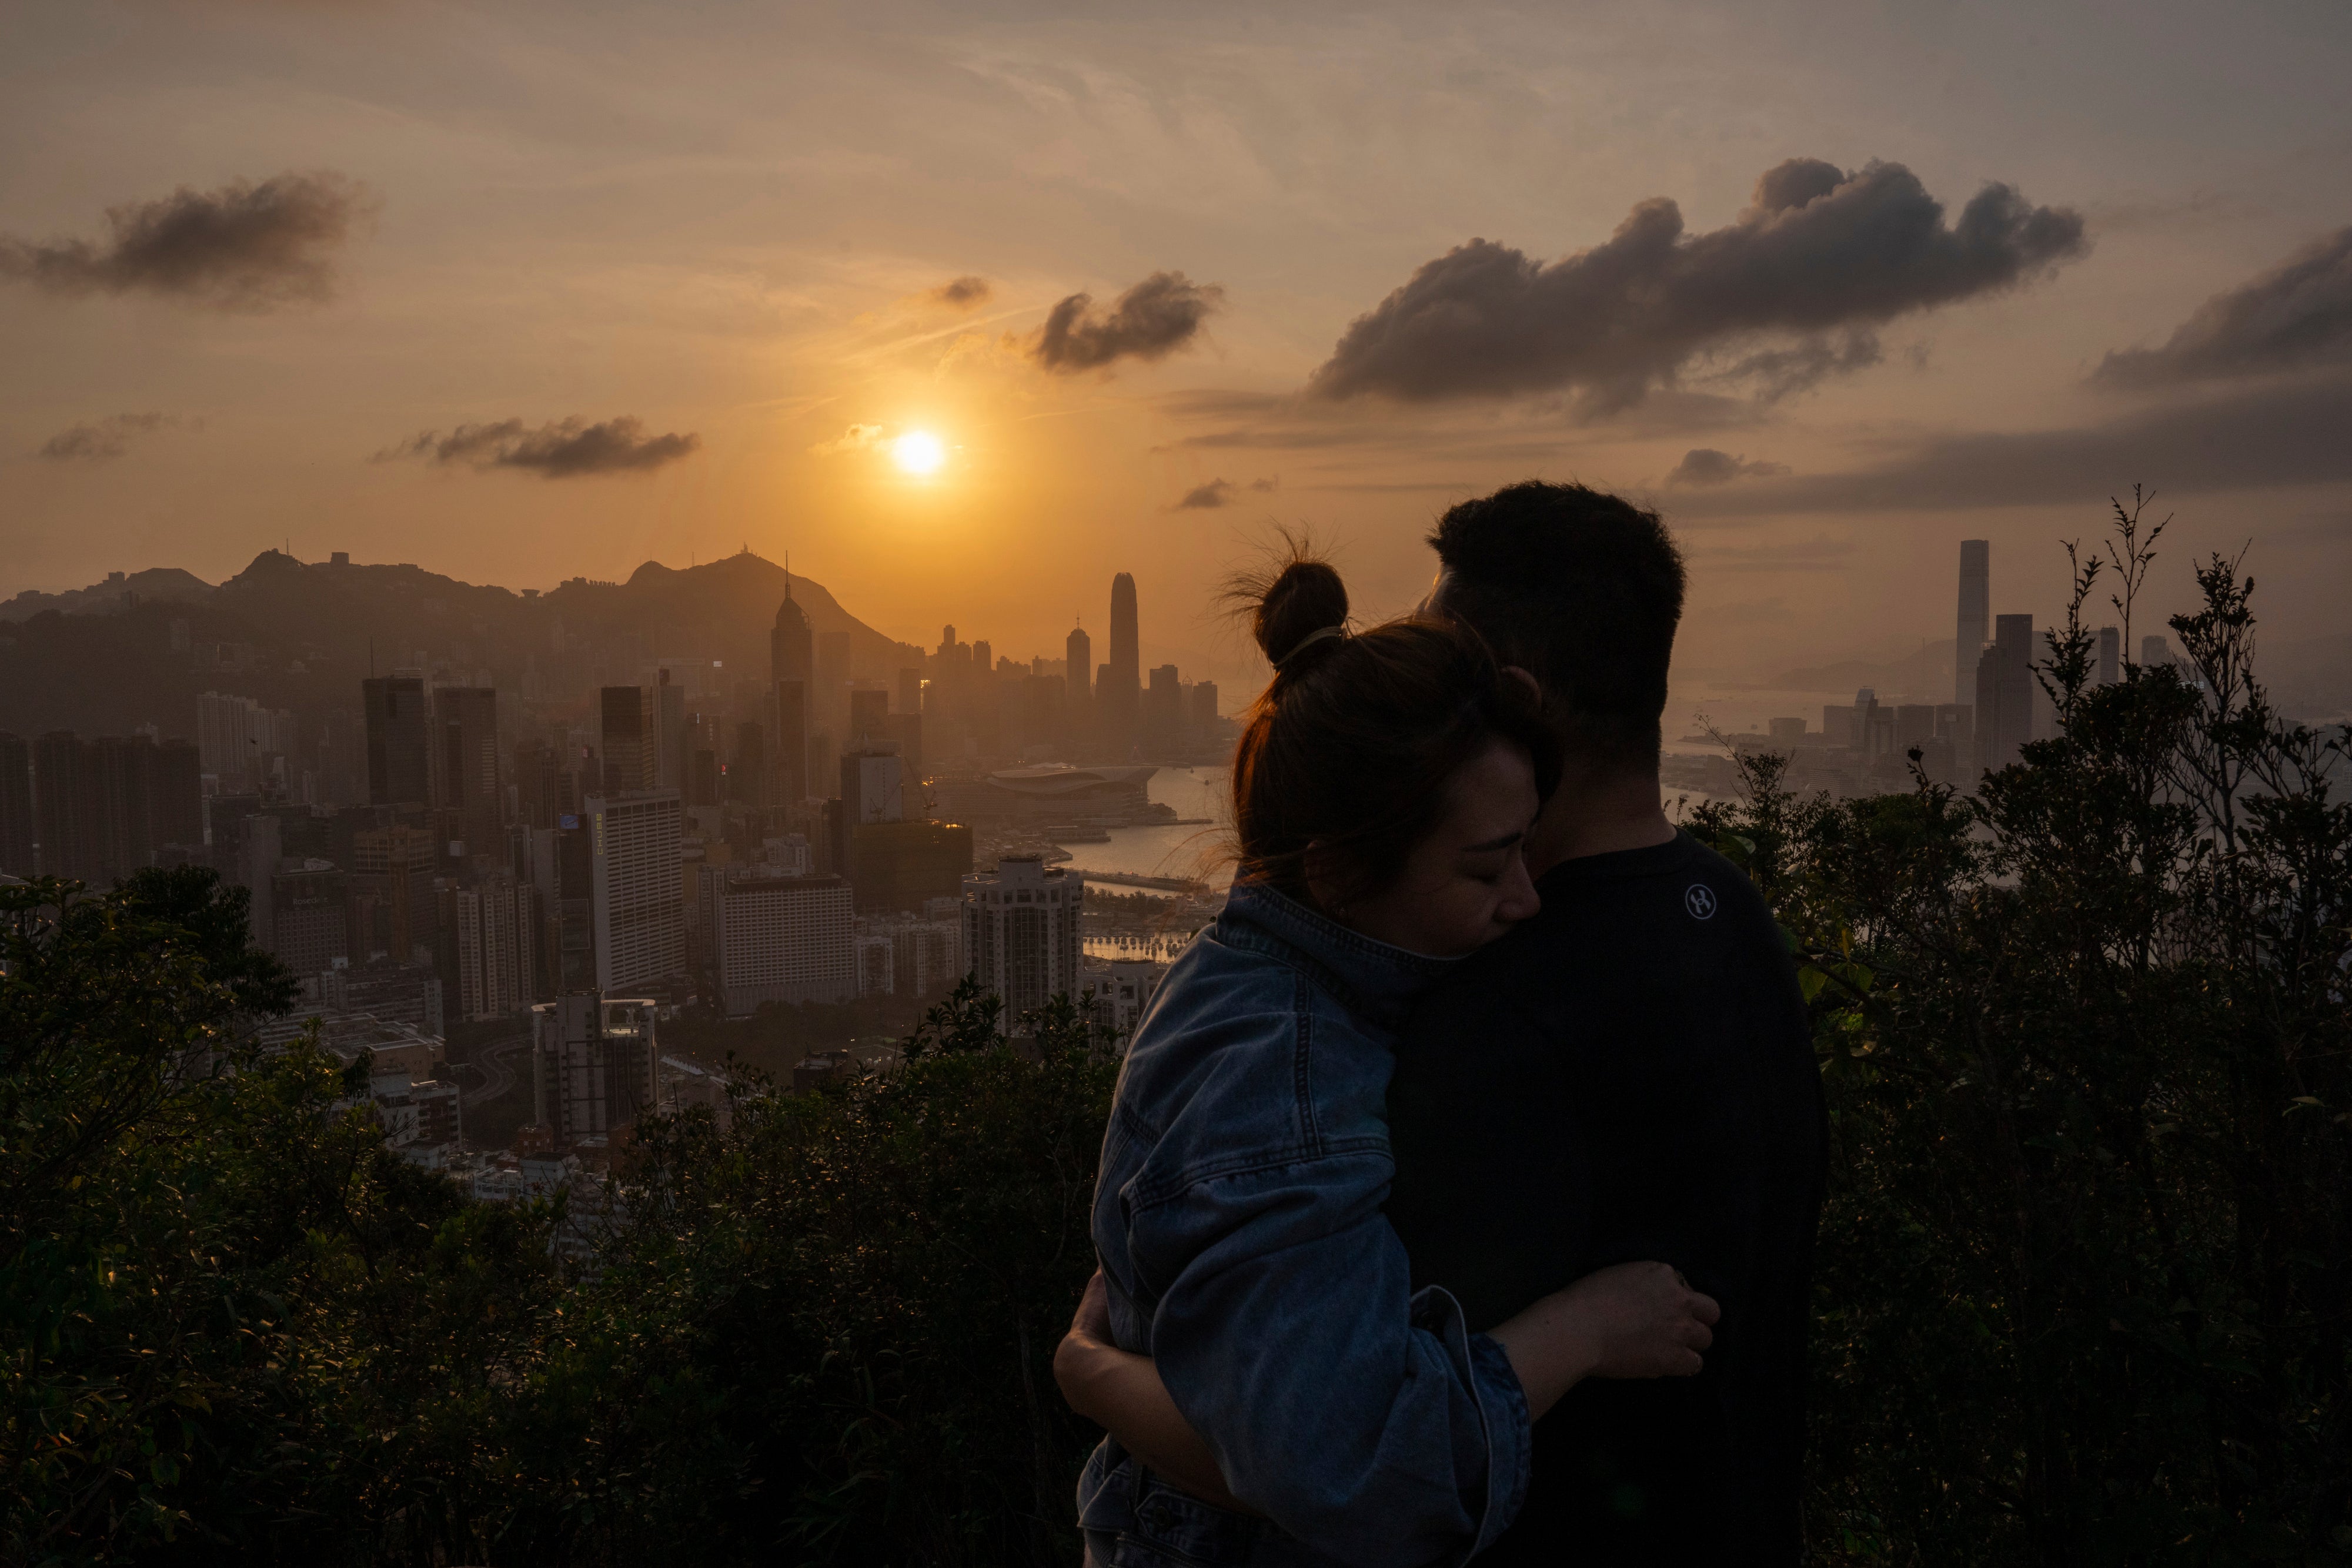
[891,430,946,476]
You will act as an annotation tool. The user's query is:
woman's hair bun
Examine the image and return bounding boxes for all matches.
[1251,556,1348,670]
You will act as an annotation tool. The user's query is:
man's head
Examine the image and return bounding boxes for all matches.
[1427,480,1686,775]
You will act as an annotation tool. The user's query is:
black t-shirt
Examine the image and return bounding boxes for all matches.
[1387,831,1825,1566]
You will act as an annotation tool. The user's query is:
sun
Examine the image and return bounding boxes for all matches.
[891,430,946,476]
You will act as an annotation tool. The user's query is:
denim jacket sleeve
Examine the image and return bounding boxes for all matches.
[1129,1149,1532,1566]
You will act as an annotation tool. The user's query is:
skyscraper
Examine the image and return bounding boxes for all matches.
[599,686,653,793]
[848,689,889,746]
[454,873,533,1020]
[1956,540,1990,707]
[1973,613,2036,773]
[585,788,684,992]
[1066,622,1093,731]
[363,677,432,809]
[961,854,1085,1032]
[1107,573,1140,751]
[0,732,32,878]
[2097,626,2121,686]
[652,670,687,792]
[773,679,808,804]
[433,685,503,857]
[771,587,814,685]
[697,868,855,1015]
[530,993,661,1146]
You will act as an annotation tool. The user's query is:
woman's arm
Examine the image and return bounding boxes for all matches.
[1053,1271,1254,1514]
[1055,1258,1718,1526]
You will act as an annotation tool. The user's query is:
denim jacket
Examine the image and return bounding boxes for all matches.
[1079,880,1532,1567]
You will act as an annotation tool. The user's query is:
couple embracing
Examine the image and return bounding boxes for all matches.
[1053,481,1827,1566]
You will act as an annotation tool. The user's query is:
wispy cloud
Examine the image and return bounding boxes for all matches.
[1310,158,2085,411]
[377,416,700,477]
[36,412,185,463]
[810,422,886,456]
[1665,372,2352,516]
[0,172,372,311]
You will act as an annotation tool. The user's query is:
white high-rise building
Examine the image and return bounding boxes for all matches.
[697,865,856,1016]
[586,790,684,992]
[962,855,1085,1031]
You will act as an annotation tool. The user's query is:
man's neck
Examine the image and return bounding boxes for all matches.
[1527,763,1677,877]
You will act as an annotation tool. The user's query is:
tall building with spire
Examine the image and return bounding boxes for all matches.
[1106,573,1140,751]
[772,574,814,804]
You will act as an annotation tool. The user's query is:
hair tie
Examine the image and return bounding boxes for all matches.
[1272,624,1348,670]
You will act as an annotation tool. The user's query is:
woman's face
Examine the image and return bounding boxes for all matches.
[1330,738,1543,958]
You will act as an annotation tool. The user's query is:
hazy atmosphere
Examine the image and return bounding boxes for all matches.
[7,0,2351,698]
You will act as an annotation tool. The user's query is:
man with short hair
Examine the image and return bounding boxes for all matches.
[1385,479,1824,1563]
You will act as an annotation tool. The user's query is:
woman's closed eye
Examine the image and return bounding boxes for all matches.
[1459,831,1526,884]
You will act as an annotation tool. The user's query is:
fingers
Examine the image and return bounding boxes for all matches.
[1687,1288,1722,1327]
[1070,1268,1112,1342]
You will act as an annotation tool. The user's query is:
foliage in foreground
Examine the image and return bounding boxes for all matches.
[3,869,1115,1565]
[1689,509,2350,1566]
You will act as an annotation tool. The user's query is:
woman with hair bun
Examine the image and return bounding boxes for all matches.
[1057,548,1718,1566]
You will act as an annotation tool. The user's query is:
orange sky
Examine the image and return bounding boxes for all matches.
[5,0,2350,695]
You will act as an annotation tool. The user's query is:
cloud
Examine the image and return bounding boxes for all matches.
[1175,479,1235,509]
[37,412,181,463]
[1308,158,2086,409]
[2094,225,2352,386]
[810,422,887,456]
[379,416,700,477]
[0,172,370,311]
[1667,448,1790,487]
[1035,270,1223,372]
[930,275,992,308]
[1249,476,1279,493]
[1662,372,2352,516]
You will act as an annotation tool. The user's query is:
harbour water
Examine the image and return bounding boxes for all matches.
[1054,767,1236,894]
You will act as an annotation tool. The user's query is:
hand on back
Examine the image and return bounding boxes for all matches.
[1559,1260,1719,1379]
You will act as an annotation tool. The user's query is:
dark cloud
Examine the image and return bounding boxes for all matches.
[1663,372,2352,517]
[1035,271,1222,372]
[0,172,370,311]
[2095,225,2352,386]
[1175,479,1235,509]
[931,275,992,308]
[1309,158,2086,409]
[378,416,701,478]
[1249,476,1279,493]
[1667,448,1790,487]
[37,412,179,463]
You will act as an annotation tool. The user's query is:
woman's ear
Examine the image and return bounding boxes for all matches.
[1502,665,1543,702]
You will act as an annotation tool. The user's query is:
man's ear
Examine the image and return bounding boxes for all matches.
[1502,665,1544,702]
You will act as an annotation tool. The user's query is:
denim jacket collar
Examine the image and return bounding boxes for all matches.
[1217,877,1462,1029]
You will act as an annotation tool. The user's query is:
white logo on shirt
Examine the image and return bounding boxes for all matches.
[1685,884,1718,920]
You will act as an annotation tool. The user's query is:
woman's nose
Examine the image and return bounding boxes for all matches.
[1496,856,1541,924]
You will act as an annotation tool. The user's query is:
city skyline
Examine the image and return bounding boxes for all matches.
[6,1,2352,684]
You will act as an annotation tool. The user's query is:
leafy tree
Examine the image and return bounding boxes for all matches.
[1693,507,2351,1566]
